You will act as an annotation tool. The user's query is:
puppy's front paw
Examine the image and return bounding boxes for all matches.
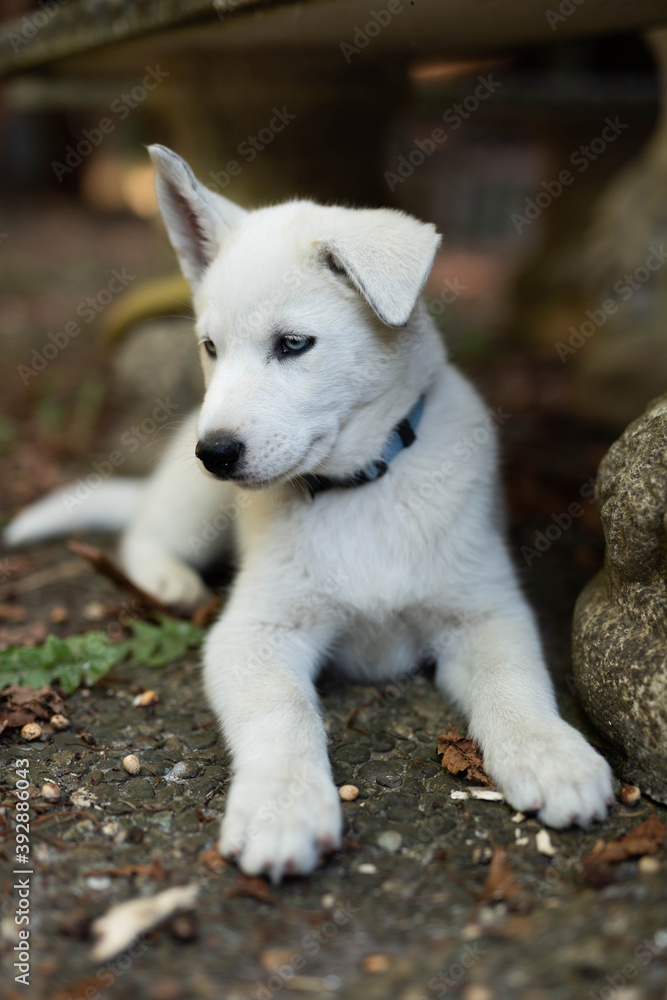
[219,762,343,883]
[486,721,613,829]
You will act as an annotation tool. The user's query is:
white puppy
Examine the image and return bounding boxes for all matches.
[7,145,613,882]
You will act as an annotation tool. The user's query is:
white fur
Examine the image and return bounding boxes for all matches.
[7,146,613,882]
[3,479,144,546]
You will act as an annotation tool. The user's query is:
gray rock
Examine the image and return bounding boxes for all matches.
[332,742,372,765]
[164,759,200,781]
[573,393,667,802]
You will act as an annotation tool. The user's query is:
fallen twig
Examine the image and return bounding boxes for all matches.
[66,540,177,617]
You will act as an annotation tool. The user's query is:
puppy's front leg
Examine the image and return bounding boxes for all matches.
[436,612,613,828]
[203,591,341,882]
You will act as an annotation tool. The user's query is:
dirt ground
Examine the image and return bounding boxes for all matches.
[1,201,666,1000]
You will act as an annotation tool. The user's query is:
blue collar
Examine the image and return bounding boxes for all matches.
[301,393,426,499]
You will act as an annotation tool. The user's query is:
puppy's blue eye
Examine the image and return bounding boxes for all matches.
[201,339,217,359]
[278,334,314,357]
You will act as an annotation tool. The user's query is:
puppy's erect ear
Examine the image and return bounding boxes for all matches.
[147,144,246,289]
[321,208,441,327]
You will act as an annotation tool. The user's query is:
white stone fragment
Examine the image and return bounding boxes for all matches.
[536,829,557,856]
[468,788,504,801]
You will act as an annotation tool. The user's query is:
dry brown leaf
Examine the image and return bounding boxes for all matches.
[228,875,274,904]
[0,684,67,732]
[436,726,491,786]
[85,860,165,880]
[0,602,26,622]
[483,846,533,913]
[199,848,227,875]
[52,978,103,1000]
[582,814,665,886]
[0,621,47,651]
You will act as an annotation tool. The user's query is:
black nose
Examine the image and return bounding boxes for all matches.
[195,436,245,478]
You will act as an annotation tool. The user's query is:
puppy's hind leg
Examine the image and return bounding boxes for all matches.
[434,609,613,829]
[119,411,236,606]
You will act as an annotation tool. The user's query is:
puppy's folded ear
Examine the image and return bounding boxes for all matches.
[321,208,441,327]
[147,144,246,289]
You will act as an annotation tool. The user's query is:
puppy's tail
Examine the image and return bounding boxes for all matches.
[3,478,144,547]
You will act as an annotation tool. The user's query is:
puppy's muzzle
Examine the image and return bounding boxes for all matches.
[196,436,245,479]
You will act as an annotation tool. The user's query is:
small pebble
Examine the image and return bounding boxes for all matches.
[620,784,641,806]
[362,954,390,973]
[70,789,97,808]
[638,856,660,875]
[169,912,199,942]
[86,875,111,890]
[339,784,359,801]
[21,722,42,741]
[511,812,526,823]
[165,760,199,781]
[133,690,159,707]
[463,986,493,1000]
[376,830,402,852]
[357,863,377,875]
[260,947,295,970]
[50,714,70,730]
[40,781,60,802]
[83,600,107,620]
[472,844,493,864]
[123,754,142,775]
[321,892,336,908]
[49,605,69,623]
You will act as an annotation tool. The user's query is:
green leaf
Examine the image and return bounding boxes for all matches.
[54,663,83,695]
[0,614,206,694]
[39,634,75,668]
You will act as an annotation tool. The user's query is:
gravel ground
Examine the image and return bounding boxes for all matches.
[1,542,666,1000]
